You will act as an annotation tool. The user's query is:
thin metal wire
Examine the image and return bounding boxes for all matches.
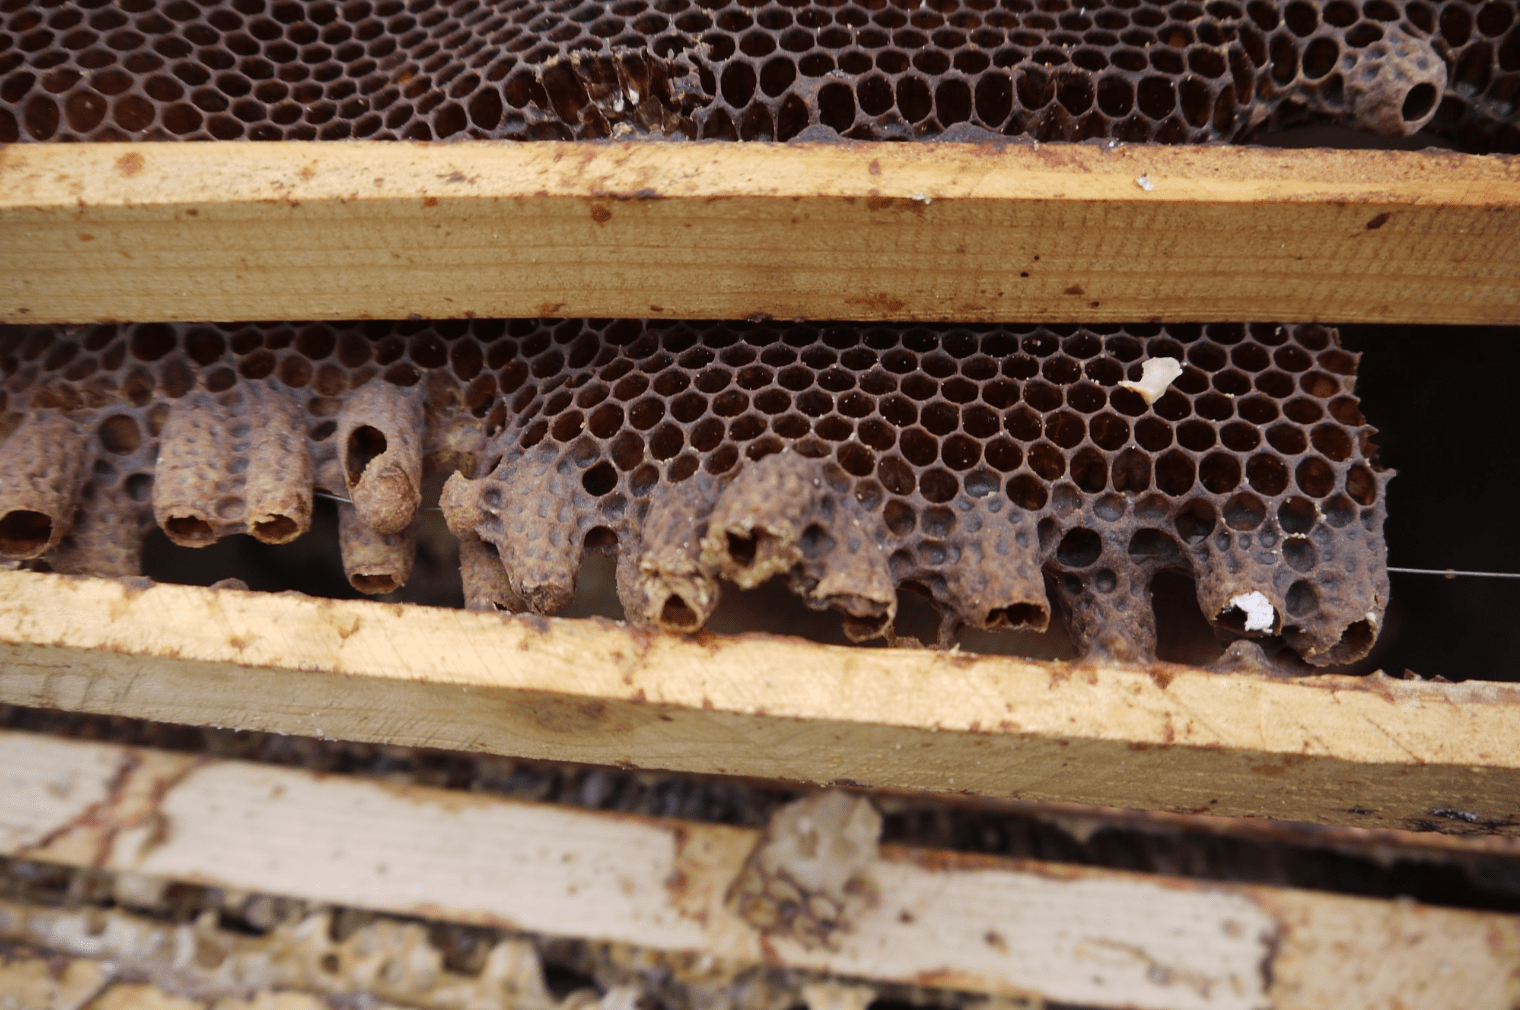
[1387,567,1520,580]
[312,488,1520,577]
[314,490,444,513]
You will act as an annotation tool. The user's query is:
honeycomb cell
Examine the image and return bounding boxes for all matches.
[1,316,1388,665]
[0,0,1511,148]
[1155,449,1196,495]
[1112,447,1152,492]
[1267,422,1309,454]
[1173,498,1216,542]
[1057,527,1103,567]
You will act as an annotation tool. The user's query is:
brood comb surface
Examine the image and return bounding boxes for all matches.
[0,0,1516,150]
[0,320,1389,666]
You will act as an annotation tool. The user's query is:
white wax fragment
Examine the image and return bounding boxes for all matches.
[1117,356,1183,405]
[601,986,642,1010]
[760,792,881,895]
[1229,591,1276,633]
[1136,174,1154,191]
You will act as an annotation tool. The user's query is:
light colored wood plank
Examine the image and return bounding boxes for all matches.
[3,730,1518,1010]
[0,141,1515,326]
[77,983,201,1010]
[0,952,113,1010]
[1259,889,1520,1010]
[0,949,391,1010]
[0,571,1517,835]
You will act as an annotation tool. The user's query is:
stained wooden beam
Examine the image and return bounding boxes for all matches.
[0,571,1517,834]
[0,141,1515,326]
[4,730,1519,1010]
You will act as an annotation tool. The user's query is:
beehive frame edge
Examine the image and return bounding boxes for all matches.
[4,727,1520,1010]
[1,139,1517,326]
[0,570,1516,835]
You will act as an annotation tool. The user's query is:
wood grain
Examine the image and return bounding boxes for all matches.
[4,730,1518,1010]
[0,141,1515,326]
[0,571,1517,834]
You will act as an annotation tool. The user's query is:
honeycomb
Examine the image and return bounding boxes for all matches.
[0,319,1389,666]
[0,0,1514,150]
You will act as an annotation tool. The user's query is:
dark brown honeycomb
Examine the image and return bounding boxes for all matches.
[0,319,1389,666]
[0,0,1514,150]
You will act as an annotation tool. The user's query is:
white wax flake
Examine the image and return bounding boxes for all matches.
[600,987,642,1010]
[1117,356,1183,405]
[1229,591,1276,633]
[1136,174,1155,191]
[911,192,932,204]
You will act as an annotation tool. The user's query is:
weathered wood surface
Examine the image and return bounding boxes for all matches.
[3,730,1518,1010]
[0,947,370,1010]
[0,571,1517,834]
[0,141,1515,327]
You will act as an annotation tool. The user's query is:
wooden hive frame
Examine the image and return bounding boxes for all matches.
[1,141,1517,326]
[3,727,1519,1010]
[2,138,1519,1008]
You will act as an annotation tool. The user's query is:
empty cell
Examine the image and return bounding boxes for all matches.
[1177,419,1216,451]
[1057,528,1103,567]
[1007,472,1048,510]
[921,401,959,435]
[1154,450,1195,495]
[942,434,981,470]
[1111,447,1152,492]
[1266,423,1308,455]
[1071,446,1107,492]
[1045,410,1086,448]
[1089,412,1129,449]
[1295,455,1336,497]
[1028,442,1067,480]
[919,468,959,503]
[1346,463,1378,505]
[1128,527,1180,561]
[1282,580,1325,625]
[1173,498,1216,544]
[1199,451,1241,493]
[1283,397,1323,424]
[1310,423,1353,461]
[877,455,915,495]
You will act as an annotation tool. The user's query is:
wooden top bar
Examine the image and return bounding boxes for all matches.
[1,141,1516,326]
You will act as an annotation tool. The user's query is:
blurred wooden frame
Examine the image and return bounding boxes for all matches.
[5,728,1520,1010]
[0,140,1516,326]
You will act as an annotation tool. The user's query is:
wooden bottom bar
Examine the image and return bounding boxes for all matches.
[3,729,1518,1010]
[0,572,1517,834]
